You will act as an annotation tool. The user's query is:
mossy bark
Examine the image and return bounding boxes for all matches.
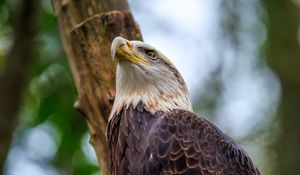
[51,1,142,175]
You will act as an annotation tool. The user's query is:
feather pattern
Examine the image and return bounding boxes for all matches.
[107,102,261,175]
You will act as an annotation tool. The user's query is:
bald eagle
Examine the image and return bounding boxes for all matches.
[107,36,261,175]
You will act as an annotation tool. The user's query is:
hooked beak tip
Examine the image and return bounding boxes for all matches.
[111,36,129,60]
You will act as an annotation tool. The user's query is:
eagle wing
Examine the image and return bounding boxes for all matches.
[142,109,260,175]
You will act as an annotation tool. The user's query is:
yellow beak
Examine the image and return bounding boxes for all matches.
[111,36,149,66]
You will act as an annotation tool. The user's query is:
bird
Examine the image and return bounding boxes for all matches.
[107,36,261,175]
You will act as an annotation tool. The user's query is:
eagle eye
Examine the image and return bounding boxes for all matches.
[144,49,157,60]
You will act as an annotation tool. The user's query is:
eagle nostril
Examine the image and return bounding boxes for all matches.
[125,40,132,49]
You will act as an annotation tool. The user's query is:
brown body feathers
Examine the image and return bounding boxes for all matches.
[107,102,260,175]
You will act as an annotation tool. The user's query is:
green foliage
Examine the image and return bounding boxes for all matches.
[1,0,99,174]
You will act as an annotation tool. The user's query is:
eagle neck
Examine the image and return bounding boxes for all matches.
[109,64,193,121]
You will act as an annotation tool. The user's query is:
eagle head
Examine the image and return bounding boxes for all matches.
[110,36,192,119]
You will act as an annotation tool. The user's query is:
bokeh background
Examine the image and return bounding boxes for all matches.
[0,0,299,174]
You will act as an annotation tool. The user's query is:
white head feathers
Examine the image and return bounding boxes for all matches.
[109,36,192,120]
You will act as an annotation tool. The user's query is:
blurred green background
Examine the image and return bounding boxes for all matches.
[0,0,299,175]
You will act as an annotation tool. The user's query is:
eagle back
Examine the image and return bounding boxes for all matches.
[107,103,260,175]
[107,102,162,175]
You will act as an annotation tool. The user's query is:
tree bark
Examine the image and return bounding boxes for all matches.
[0,0,40,172]
[264,0,300,174]
[51,1,142,174]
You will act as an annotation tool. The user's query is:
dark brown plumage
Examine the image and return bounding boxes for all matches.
[107,102,260,175]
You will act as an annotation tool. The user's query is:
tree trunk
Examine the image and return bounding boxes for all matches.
[51,1,142,174]
[264,0,300,174]
[0,0,40,172]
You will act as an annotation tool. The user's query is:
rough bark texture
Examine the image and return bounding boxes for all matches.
[51,1,142,174]
[0,0,40,172]
[264,0,300,174]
